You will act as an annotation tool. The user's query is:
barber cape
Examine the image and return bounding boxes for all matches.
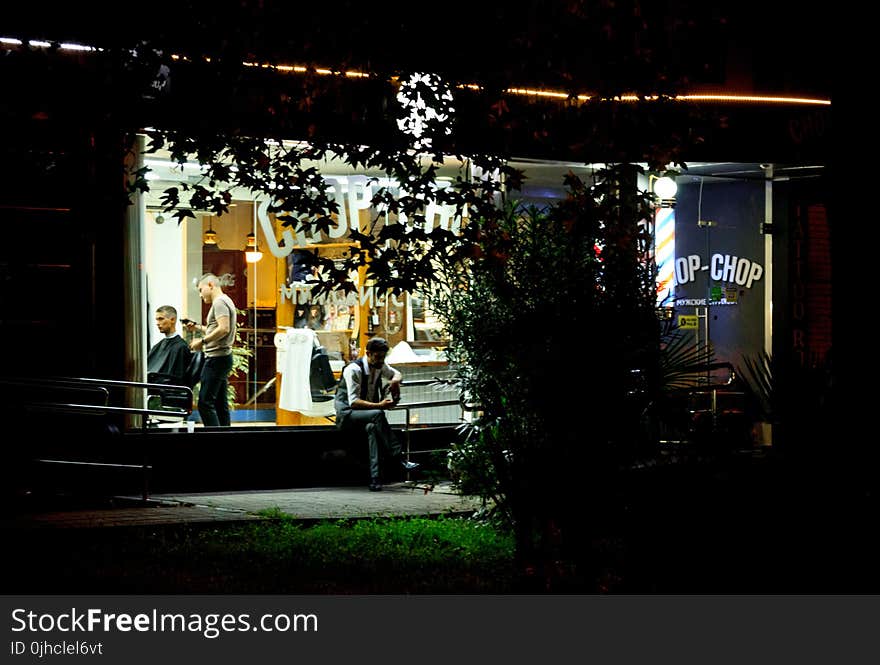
[147,334,191,380]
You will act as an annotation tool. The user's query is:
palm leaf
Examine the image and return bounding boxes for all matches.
[736,351,774,420]
[659,329,715,391]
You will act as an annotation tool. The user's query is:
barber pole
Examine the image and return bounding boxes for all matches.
[655,206,675,304]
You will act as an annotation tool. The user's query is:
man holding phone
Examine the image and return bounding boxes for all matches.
[184,273,238,427]
[334,337,418,491]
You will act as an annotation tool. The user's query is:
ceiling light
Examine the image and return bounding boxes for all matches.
[203,219,218,246]
[244,232,263,263]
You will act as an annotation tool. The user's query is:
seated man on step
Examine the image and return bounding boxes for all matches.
[334,337,419,491]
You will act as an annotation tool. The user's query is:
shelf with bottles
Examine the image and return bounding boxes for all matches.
[363,299,405,348]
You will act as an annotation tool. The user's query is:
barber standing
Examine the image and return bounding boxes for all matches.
[185,273,237,427]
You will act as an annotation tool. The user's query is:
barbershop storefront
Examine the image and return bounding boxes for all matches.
[137,150,830,431]
[140,153,599,428]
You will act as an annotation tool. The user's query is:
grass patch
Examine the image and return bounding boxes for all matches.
[6,515,516,593]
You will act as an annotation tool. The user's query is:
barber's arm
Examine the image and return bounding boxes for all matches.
[189,315,229,350]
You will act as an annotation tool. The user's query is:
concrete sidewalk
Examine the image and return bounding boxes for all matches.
[4,482,485,529]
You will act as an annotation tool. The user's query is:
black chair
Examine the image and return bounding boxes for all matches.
[148,351,205,411]
[310,345,337,404]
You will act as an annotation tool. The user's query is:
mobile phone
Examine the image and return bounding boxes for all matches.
[181,318,194,325]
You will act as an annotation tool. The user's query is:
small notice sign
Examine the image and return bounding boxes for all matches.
[678,315,699,329]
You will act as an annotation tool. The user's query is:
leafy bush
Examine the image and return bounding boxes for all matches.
[433,165,667,588]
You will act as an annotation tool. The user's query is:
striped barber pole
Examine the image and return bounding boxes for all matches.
[654,207,675,305]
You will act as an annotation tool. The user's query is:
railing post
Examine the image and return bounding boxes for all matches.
[404,406,412,482]
[142,453,150,502]
[141,416,150,502]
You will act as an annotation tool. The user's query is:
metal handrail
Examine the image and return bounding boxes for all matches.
[21,402,190,418]
[391,399,462,410]
[27,375,193,393]
[0,375,193,400]
[400,378,458,388]
[0,376,111,405]
[2,375,194,501]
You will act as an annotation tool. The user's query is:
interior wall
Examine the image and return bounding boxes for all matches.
[183,216,203,325]
[144,210,186,347]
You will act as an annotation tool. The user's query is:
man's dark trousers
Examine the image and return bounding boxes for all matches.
[338,409,401,481]
[198,354,233,426]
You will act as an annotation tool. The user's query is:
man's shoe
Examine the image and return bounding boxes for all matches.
[400,459,420,471]
[369,480,383,492]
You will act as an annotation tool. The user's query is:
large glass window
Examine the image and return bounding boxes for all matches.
[141,149,800,429]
